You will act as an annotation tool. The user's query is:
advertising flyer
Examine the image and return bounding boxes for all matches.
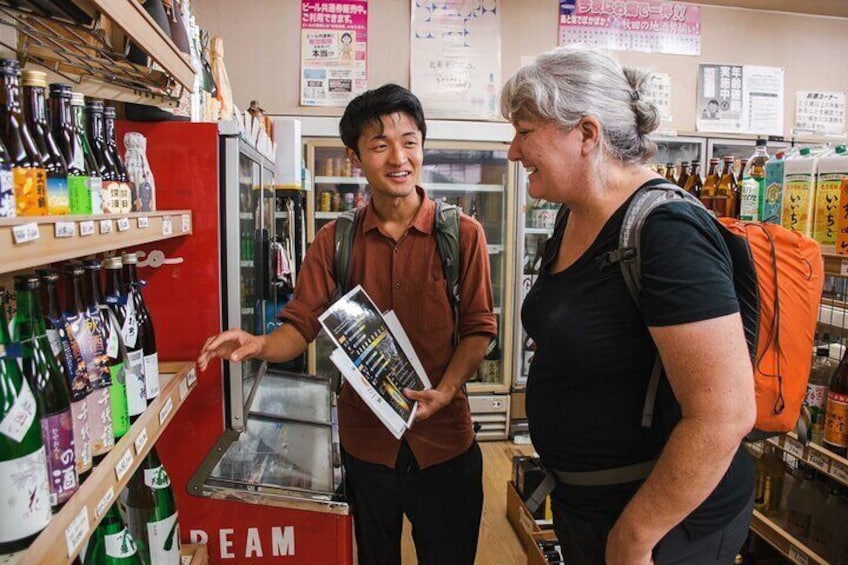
[696,64,784,136]
[300,0,368,107]
[558,0,701,56]
[410,0,501,120]
[319,286,431,439]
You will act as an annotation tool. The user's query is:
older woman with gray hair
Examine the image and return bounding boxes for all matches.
[504,47,755,564]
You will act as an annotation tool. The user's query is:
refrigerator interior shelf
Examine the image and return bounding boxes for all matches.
[314,176,368,186]
[524,227,553,236]
[239,212,252,220]
[8,363,199,565]
[488,245,504,255]
[0,210,193,275]
[315,211,342,220]
[240,260,254,268]
[750,509,827,565]
[422,182,503,193]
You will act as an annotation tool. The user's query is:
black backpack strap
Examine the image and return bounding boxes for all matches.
[434,200,461,347]
[332,207,362,301]
[602,182,704,427]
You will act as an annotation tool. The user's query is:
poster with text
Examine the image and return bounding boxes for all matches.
[300,0,368,107]
[644,72,672,122]
[558,0,700,56]
[411,0,501,120]
[696,64,784,136]
[795,91,846,137]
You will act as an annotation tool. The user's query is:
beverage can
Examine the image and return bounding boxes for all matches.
[332,192,342,212]
[320,191,331,212]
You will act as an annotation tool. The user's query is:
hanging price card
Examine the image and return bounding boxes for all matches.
[832,460,848,484]
[64,507,90,557]
[181,213,190,233]
[54,221,75,238]
[807,451,830,473]
[162,217,173,235]
[99,219,113,234]
[187,368,197,387]
[159,395,174,424]
[94,486,114,519]
[134,427,149,454]
[114,448,134,481]
[117,217,130,232]
[787,546,809,565]
[137,216,149,229]
[12,222,39,243]
[841,259,848,276]
[784,437,804,459]
[79,220,95,236]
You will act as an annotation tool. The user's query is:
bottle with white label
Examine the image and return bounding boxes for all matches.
[739,139,769,222]
[0,286,51,553]
[124,447,180,565]
[83,503,142,564]
[122,253,159,401]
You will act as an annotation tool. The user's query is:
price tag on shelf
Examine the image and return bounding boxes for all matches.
[114,448,134,481]
[99,219,113,234]
[181,213,190,233]
[841,260,848,277]
[137,216,149,229]
[12,222,39,244]
[117,217,130,232]
[54,221,75,238]
[94,486,114,519]
[179,379,189,401]
[788,545,809,565]
[187,368,197,387]
[807,451,830,473]
[162,217,173,236]
[785,437,805,459]
[159,396,174,424]
[832,461,848,484]
[134,427,149,455]
[64,506,90,557]
[80,220,95,237]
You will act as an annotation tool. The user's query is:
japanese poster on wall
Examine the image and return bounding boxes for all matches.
[795,91,847,137]
[644,72,672,122]
[300,0,368,107]
[696,64,784,136]
[558,0,700,56]
[410,0,501,120]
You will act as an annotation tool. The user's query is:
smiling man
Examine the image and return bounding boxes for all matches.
[197,84,496,565]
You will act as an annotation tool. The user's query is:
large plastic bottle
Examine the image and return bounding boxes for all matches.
[782,147,827,236]
[740,140,770,222]
[813,144,848,245]
[762,149,793,223]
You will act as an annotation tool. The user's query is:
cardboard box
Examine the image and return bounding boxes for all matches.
[506,481,542,552]
[527,530,562,565]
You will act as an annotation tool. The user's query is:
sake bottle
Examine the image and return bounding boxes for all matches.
[83,503,142,564]
[124,447,180,564]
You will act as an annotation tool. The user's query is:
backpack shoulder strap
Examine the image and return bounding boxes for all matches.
[333,207,363,299]
[434,200,461,346]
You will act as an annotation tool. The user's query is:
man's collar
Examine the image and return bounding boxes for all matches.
[360,186,435,235]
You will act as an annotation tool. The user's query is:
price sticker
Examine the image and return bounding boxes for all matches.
[94,486,114,519]
[788,545,809,565]
[114,448,134,481]
[179,379,189,401]
[181,213,190,233]
[134,427,149,454]
[54,221,75,238]
[187,368,197,387]
[117,217,130,232]
[12,222,39,244]
[64,506,90,556]
[841,260,848,277]
[785,437,804,459]
[159,396,174,424]
[832,461,848,484]
[137,216,149,229]
[99,219,113,234]
[162,217,173,236]
[79,220,95,237]
[807,451,830,473]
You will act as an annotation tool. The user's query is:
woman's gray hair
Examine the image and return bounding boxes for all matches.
[500,47,659,165]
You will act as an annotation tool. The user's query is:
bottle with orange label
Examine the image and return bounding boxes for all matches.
[825,345,848,457]
[814,144,847,245]
[0,58,47,216]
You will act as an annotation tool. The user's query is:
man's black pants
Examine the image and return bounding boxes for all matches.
[342,439,483,565]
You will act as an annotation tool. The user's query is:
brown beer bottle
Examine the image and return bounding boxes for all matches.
[684,162,703,199]
[700,158,720,212]
[716,156,737,218]
[676,161,690,189]
[664,162,676,184]
[825,348,848,457]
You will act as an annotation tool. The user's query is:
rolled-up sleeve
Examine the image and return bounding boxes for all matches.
[458,216,497,339]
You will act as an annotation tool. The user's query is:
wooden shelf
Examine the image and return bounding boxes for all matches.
[0,210,192,274]
[181,543,210,565]
[822,245,848,277]
[751,510,828,565]
[767,432,848,487]
[9,362,198,564]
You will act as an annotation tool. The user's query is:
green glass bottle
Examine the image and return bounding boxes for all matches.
[50,83,90,215]
[71,92,102,214]
[83,503,142,564]
[0,286,51,553]
[125,447,180,564]
[11,274,78,510]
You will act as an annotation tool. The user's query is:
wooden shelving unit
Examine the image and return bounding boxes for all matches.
[750,510,828,565]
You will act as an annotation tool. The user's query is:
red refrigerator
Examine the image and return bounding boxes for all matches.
[116,120,352,564]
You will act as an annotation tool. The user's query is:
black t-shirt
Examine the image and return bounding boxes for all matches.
[522,179,754,536]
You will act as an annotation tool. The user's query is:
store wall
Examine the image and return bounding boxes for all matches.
[193,0,848,137]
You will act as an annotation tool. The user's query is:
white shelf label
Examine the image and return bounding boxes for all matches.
[117,217,130,232]
[162,217,173,236]
[99,219,113,234]
[788,545,809,565]
[54,221,75,238]
[114,448,134,481]
[94,486,114,519]
[832,461,848,484]
[64,506,90,556]
[12,222,39,244]
[134,427,149,455]
[80,220,95,237]
[137,216,149,229]
[187,368,197,387]
[785,437,804,459]
[181,214,190,233]
[179,379,189,401]
[807,451,830,473]
[159,396,174,424]
[841,259,848,277]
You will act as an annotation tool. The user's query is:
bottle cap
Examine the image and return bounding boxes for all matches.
[121,252,138,264]
[775,151,785,159]
[104,106,117,118]
[755,139,767,147]
[35,268,59,281]
[63,262,85,275]
[49,83,72,98]
[82,259,101,270]
[70,92,85,106]
[13,273,39,290]
[836,145,847,155]
[800,147,811,156]
[103,256,123,269]
[0,58,19,72]
[85,98,104,112]
[21,69,47,88]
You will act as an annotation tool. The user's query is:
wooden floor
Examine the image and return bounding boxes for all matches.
[399,441,536,565]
